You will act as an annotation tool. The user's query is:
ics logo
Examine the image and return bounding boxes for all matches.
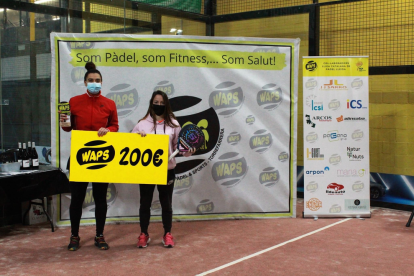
[154,80,175,96]
[305,78,318,90]
[151,200,161,213]
[106,84,139,118]
[259,167,280,187]
[305,61,317,71]
[249,129,273,153]
[173,175,193,195]
[212,152,248,188]
[351,78,363,90]
[306,132,318,143]
[256,83,283,111]
[209,81,244,116]
[70,67,87,86]
[246,115,255,125]
[76,140,115,170]
[306,181,318,193]
[352,181,364,192]
[306,198,322,211]
[66,42,95,51]
[352,129,364,141]
[278,152,289,162]
[328,99,341,111]
[227,132,241,146]
[329,204,341,213]
[329,154,342,166]
[82,183,118,212]
[196,199,215,214]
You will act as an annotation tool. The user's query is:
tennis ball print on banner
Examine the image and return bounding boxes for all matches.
[106,83,140,118]
[209,81,244,117]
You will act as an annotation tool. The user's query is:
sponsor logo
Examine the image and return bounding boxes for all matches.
[212,152,248,188]
[305,78,318,90]
[329,204,342,213]
[352,181,364,192]
[337,115,367,122]
[209,81,244,116]
[320,79,347,90]
[306,148,324,160]
[306,198,322,211]
[329,154,342,165]
[345,199,369,210]
[249,129,273,153]
[323,130,347,142]
[326,183,345,195]
[356,61,366,72]
[305,61,317,71]
[76,140,115,170]
[328,99,341,111]
[347,99,367,109]
[66,42,95,51]
[154,80,175,96]
[71,67,87,86]
[352,129,364,141]
[173,176,193,195]
[253,47,280,53]
[227,132,241,146]
[305,115,316,128]
[151,200,161,213]
[305,95,317,107]
[106,83,140,118]
[306,132,318,143]
[337,168,367,177]
[256,83,283,111]
[278,152,289,162]
[259,167,280,187]
[351,78,363,89]
[312,115,332,122]
[82,183,118,211]
[196,199,215,213]
[306,181,318,193]
[246,115,255,125]
[306,166,330,176]
[347,147,364,161]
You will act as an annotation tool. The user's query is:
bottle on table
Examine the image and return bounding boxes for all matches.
[17,142,23,168]
[31,142,39,169]
[22,143,30,170]
[27,141,32,168]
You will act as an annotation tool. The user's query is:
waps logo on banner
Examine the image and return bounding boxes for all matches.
[278,152,289,162]
[351,78,363,90]
[306,181,318,193]
[249,129,273,153]
[196,199,214,214]
[246,115,255,125]
[173,176,193,195]
[305,78,318,90]
[259,167,279,187]
[106,84,139,118]
[212,152,248,188]
[76,140,115,170]
[256,83,283,111]
[328,99,341,111]
[227,132,241,146]
[209,81,244,116]
[81,183,118,212]
[306,132,318,143]
[154,80,175,96]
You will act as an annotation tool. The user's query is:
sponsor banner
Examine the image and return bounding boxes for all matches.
[303,56,370,217]
[51,34,299,225]
[69,131,169,184]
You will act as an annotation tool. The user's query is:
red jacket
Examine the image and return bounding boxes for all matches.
[62,91,119,132]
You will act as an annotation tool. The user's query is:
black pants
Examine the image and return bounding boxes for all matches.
[139,170,175,234]
[69,181,108,237]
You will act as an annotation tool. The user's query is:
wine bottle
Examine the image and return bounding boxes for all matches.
[28,141,32,168]
[17,142,23,168]
[22,143,30,170]
[31,142,39,169]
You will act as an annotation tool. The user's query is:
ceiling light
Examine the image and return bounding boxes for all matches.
[170,28,176,32]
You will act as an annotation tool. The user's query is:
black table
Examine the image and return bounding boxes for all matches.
[0,165,70,231]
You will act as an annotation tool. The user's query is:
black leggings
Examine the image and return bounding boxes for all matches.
[69,182,108,237]
[139,170,175,234]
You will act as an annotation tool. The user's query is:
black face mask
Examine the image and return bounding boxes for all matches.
[152,104,165,116]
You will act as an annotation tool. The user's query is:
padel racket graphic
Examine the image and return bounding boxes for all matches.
[169,124,205,161]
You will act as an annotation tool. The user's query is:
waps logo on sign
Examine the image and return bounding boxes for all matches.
[173,176,193,195]
[328,99,341,111]
[66,42,95,51]
[82,183,118,212]
[106,84,139,118]
[305,78,318,90]
[246,115,255,125]
[259,167,279,187]
[256,83,283,111]
[278,152,289,162]
[76,140,115,170]
[71,67,87,86]
[352,180,364,192]
[227,132,241,146]
[196,199,214,214]
[305,60,317,71]
[249,129,273,153]
[212,152,248,188]
[209,81,244,116]
[306,181,318,193]
[154,80,175,96]
[352,129,364,141]
[329,154,342,166]
[306,132,318,143]
[351,78,363,90]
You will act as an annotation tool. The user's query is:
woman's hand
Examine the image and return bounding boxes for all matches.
[188,147,196,154]
[136,130,147,137]
[59,111,68,122]
[98,127,110,137]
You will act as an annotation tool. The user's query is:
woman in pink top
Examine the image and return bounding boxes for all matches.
[132,90,194,248]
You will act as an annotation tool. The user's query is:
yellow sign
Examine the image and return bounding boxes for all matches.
[303,57,369,77]
[69,131,169,185]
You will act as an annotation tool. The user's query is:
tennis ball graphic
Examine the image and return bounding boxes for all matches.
[196,199,214,214]
[106,83,139,118]
[306,181,318,193]
[209,81,244,116]
[151,200,161,213]
[256,83,283,111]
[173,176,193,195]
[66,42,95,51]
[227,132,241,146]
[278,152,289,162]
[246,115,255,125]
[71,67,87,86]
[259,167,279,187]
[352,181,364,192]
[305,78,318,90]
[154,80,175,96]
[249,129,273,153]
[82,183,118,212]
[212,152,248,188]
[253,47,280,53]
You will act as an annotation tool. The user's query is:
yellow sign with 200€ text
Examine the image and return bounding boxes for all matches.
[69,130,169,185]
